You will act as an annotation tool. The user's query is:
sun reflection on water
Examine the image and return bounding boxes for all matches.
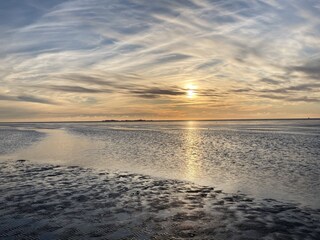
[183,121,202,181]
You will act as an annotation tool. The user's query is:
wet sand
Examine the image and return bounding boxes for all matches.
[0,160,319,240]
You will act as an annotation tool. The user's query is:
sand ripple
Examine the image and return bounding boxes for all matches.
[0,160,319,239]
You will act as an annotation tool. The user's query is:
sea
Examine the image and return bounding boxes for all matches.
[0,119,319,208]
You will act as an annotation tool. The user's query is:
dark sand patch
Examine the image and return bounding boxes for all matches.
[0,160,319,239]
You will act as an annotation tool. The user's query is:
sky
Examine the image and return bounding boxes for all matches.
[0,0,320,121]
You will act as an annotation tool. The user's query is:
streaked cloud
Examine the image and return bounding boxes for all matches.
[0,94,56,105]
[45,85,111,93]
[290,58,320,79]
[260,78,282,85]
[0,0,319,121]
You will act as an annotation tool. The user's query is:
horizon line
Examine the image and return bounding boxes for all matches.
[0,117,319,124]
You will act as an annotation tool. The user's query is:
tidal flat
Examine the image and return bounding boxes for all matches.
[1,120,320,239]
[0,160,319,240]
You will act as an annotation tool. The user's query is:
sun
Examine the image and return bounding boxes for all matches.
[186,84,197,98]
[187,89,195,98]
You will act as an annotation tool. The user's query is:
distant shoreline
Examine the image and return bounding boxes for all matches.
[0,118,319,124]
[102,119,153,122]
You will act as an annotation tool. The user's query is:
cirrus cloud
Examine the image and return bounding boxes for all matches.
[0,0,319,121]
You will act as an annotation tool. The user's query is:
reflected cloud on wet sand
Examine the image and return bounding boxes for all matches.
[13,129,94,166]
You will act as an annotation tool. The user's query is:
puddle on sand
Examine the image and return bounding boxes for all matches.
[3,129,96,167]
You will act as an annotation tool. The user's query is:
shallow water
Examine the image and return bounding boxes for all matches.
[0,120,319,208]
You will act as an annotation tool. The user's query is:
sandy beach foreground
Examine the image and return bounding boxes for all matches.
[0,160,319,240]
